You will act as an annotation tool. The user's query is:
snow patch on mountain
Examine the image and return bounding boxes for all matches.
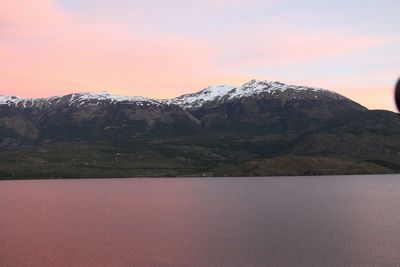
[167,85,236,109]
[0,96,56,108]
[0,96,26,106]
[67,92,164,106]
[228,79,334,99]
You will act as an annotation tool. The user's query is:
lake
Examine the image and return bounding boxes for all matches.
[1,175,400,266]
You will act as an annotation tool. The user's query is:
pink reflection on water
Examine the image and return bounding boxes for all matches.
[0,179,212,266]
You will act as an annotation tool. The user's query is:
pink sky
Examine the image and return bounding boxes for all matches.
[0,0,399,111]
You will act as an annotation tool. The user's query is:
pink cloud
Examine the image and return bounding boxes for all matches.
[0,0,66,37]
[217,26,391,67]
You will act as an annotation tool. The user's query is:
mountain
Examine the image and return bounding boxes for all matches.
[174,80,368,133]
[170,80,352,109]
[0,92,200,143]
[0,80,399,179]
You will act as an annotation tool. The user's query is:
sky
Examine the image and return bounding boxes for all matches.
[0,0,399,111]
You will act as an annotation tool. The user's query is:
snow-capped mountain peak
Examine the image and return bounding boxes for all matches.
[168,85,236,109]
[233,79,331,96]
[168,79,344,109]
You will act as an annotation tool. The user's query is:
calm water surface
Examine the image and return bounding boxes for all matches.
[1,175,400,267]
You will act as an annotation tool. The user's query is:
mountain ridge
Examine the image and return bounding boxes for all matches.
[0,79,360,110]
[0,79,398,179]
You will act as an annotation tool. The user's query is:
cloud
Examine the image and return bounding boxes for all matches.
[215,26,392,68]
[0,0,65,37]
